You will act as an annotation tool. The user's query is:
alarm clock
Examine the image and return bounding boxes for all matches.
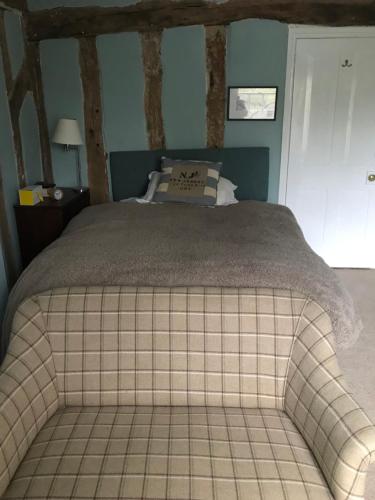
[53,189,64,201]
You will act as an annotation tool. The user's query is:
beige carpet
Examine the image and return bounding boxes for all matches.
[335,269,375,500]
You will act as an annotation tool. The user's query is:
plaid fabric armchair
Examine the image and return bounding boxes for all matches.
[0,287,374,500]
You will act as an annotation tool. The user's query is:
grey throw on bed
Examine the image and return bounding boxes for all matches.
[1,201,361,359]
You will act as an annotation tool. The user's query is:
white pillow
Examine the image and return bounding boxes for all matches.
[120,171,161,203]
[143,171,161,201]
[216,177,238,206]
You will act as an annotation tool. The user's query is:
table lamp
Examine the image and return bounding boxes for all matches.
[52,118,84,192]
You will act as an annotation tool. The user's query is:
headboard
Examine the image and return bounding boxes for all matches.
[110,147,269,201]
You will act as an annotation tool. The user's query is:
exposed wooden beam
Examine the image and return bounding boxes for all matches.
[141,31,165,150]
[0,9,22,288]
[0,165,18,287]
[0,12,12,90]
[206,25,226,149]
[27,42,54,184]
[9,57,30,115]
[79,37,109,205]
[0,0,27,12]
[27,0,375,41]
[9,58,30,188]
[0,11,27,187]
[9,112,26,187]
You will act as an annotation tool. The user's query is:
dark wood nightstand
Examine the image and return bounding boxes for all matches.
[15,188,90,268]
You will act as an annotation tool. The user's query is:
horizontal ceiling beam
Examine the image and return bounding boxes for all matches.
[0,0,27,12]
[26,0,375,41]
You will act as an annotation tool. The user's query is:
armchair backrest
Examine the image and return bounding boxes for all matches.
[36,286,310,408]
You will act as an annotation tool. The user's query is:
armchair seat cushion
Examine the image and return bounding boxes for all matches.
[3,406,332,500]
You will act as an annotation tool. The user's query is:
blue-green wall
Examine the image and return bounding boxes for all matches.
[162,26,207,149]
[20,93,43,185]
[40,19,288,202]
[97,32,147,151]
[40,38,88,188]
[225,20,287,201]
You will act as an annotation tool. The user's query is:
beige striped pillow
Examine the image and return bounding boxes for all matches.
[153,157,222,205]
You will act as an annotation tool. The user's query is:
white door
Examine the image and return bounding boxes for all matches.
[282,31,375,268]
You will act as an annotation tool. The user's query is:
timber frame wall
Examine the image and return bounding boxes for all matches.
[26,0,375,203]
[1,0,375,280]
[0,0,52,286]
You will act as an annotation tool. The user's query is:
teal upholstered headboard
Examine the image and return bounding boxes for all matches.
[110,147,269,201]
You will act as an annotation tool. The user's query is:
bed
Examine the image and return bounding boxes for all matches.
[1,146,360,359]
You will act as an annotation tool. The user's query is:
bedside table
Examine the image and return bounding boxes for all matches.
[15,188,90,268]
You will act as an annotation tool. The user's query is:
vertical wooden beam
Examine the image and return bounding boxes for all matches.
[0,11,26,187]
[27,41,54,184]
[0,165,17,287]
[8,58,29,188]
[205,25,226,149]
[0,10,22,287]
[0,12,11,90]
[10,118,25,185]
[9,57,29,114]
[141,31,165,150]
[79,37,109,205]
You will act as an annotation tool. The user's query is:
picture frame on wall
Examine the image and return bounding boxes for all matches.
[227,87,278,121]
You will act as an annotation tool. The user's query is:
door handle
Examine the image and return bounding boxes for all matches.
[368,174,375,182]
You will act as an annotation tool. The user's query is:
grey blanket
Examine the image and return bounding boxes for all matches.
[2,201,361,357]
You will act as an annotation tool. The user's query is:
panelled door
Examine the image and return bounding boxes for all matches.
[282,30,375,268]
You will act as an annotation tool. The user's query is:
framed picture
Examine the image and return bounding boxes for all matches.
[227,87,278,121]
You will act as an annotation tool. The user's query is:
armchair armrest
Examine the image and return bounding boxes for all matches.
[285,299,375,500]
[0,298,58,497]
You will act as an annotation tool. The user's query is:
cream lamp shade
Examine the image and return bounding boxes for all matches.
[52,118,83,146]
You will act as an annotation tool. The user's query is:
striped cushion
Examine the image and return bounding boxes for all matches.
[153,157,222,205]
[2,407,332,500]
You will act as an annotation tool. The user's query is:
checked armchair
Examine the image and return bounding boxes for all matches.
[0,287,374,500]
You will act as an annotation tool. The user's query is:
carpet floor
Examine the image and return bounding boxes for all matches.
[335,269,375,500]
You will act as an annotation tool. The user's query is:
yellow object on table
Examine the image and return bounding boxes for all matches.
[18,185,44,206]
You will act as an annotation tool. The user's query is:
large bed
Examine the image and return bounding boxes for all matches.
[1,147,360,360]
